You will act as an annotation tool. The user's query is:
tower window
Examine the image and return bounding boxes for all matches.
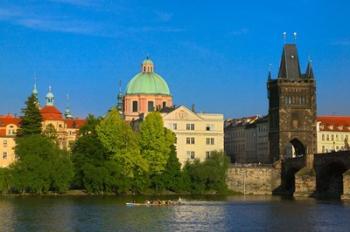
[148,101,154,112]
[132,101,138,112]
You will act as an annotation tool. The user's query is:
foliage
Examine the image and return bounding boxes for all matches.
[182,151,229,194]
[17,94,42,137]
[42,123,58,141]
[96,108,148,178]
[0,168,10,193]
[10,135,73,193]
[139,112,176,175]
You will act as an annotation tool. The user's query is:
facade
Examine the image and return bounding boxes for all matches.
[123,58,173,121]
[0,86,85,168]
[224,116,269,164]
[317,116,350,153]
[161,105,224,166]
[0,115,20,167]
[267,43,317,163]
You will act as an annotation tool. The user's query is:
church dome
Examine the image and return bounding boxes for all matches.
[125,58,171,96]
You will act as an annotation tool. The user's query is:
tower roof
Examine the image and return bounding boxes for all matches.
[305,60,314,79]
[278,44,302,79]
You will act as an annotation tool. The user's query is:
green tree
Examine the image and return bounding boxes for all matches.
[139,112,175,175]
[182,151,229,194]
[11,135,73,193]
[96,108,148,193]
[42,124,58,141]
[17,94,42,137]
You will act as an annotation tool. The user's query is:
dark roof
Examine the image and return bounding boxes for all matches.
[278,44,302,80]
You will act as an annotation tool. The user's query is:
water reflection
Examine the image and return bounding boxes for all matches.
[0,196,348,232]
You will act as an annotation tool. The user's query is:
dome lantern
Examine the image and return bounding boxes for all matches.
[141,57,154,73]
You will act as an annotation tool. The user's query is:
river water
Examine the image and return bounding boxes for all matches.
[0,195,349,232]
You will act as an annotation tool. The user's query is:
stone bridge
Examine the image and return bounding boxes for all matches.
[282,151,350,199]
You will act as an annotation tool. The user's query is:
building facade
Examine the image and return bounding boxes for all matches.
[123,58,173,121]
[161,105,224,166]
[267,43,317,163]
[224,116,269,164]
[0,86,85,168]
[317,116,350,153]
[0,115,20,167]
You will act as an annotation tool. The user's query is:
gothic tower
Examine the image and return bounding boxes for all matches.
[267,43,317,163]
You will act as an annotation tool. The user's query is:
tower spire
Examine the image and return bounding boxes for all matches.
[64,93,73,119]
[268,64,272,81]
[117,80,123,112]
[305,56,314,79]
[45,85,55,106]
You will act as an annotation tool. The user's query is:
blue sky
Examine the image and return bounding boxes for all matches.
[0,0,349,118]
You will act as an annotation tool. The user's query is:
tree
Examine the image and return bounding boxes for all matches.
[11,135,74,193]
[17,94,42,137]
[96,108,148,192]
[42,123,58,141]
[182,151,229,194]
[139,112,176,175]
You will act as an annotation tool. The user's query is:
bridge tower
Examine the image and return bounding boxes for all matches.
[267,43,317,166]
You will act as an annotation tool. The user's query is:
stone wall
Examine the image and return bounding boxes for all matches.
[226,164,281,195]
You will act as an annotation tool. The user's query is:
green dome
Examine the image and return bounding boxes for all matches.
[126,72,171,95]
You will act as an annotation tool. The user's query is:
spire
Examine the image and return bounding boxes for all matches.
[141,57,154,73]
[64,94,73,119]
[45,86,55,106]
[267,64,272,81]
[278,44,302,80]
[117,80,123,112]
[32,73,38,97]
[305,57,314,79]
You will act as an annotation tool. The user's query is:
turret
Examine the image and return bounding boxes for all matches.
[45,86,55,106]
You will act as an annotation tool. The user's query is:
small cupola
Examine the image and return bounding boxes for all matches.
[141,57,154,73]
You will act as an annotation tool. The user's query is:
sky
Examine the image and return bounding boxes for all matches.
[0,0,350,118]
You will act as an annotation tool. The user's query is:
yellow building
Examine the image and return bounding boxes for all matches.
[0,85,85,168]
[317,116,350,153]
[0,115,20,168]
[161,105,224,166]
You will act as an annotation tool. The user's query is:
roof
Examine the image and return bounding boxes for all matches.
[126,72,171,95]
[40,105,63,121]
[0,114,20,137]
[318,116,350,132]
[65,118,86,129]
[278,44,302,79]
[0,114,21,127]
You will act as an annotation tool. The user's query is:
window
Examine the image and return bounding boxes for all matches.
[206,138,215,145]
[132,101,138,112]
[186,137,195,144]
[186,123,195,130]
[326,135,329,141]
[187,151,195,160]
[206,124,214,131]
[172,123,177,130]
[162,101,167,108]
[148,101,154,112]
[2,152,7,159]
[206,151,211,158]
[322,134,325,141]
[3,140,7,148]
[331,135,334,141]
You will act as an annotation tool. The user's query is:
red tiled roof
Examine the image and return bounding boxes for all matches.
[317,116,350,132]
[65,118,86,129]
[0,114,20,126]
[40,106,63,121]
[0,128,6,136]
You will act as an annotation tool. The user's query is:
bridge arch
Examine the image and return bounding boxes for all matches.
[285,138,306,158]
[317,161,347,199]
